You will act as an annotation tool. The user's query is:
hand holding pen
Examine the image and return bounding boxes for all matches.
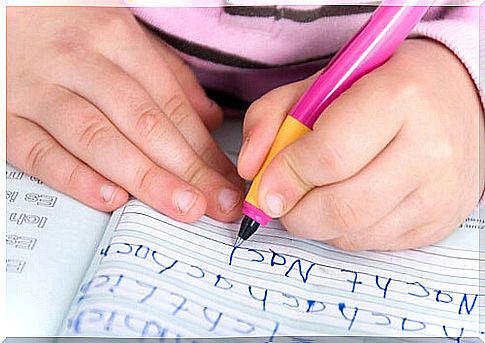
[235,0,484,250]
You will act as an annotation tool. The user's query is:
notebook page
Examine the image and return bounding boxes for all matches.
[6,163,110,336]
[59,198,483,339]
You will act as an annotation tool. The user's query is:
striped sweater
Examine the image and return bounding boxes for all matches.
[131,3,483,110]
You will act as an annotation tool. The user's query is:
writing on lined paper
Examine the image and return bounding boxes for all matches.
[63,200,481,339]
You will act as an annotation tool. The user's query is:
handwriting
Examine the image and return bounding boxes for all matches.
[62,200,480,338]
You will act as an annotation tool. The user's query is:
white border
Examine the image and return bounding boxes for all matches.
[1,0,483,341]
[1,2,6,342]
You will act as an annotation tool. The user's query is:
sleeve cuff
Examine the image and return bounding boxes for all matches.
[411,7,483,110]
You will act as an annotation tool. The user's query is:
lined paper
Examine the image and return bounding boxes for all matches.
[60,199,483,339]
[6,163,110,336]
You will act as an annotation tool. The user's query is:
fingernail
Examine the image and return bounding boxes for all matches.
[174,189,197,214]
[218,188,241,214]
[265,192,284,216]
[100,183,118,203]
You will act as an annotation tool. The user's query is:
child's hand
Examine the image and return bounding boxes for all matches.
[238,39,484,250]
[7,7,244,222]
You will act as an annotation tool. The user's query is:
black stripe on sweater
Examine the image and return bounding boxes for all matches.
[143,22,335,69]
[223,5,377,22]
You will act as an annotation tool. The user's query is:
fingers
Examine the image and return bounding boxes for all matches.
[100,28,237,185]
[258,74,406,218]
[324,190,426,251]
[382,223,455,251]
[286,179,457,252]
[44,55,242,221]
[21,87,209,222]
[238,77,314,180]
[326,188,457,251]
[143,27,223,131]
[7,114,129,211]
[279,135,424,240]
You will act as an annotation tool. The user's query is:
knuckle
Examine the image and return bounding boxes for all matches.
[100,11,136,37]
[62,163,84,189]
[244,102,257,120]
[26,138,54,175]
[162,94,190,127]
[183,159,208,186]
[246,97,268,114]
[243,94,284,135]
[325,195,360,233]
[244,96,277,126]
[53,93,84,119]
[76,117,112,151]
[263,83,293,104]
[49,28,90,59]
[392,76,424,103]
[132,165,158,193]
[134,105,164,141]
[242,102,261,133]
[197,141,215,164]
[244,95,274,121]
[280,150,313,191]
[315,142,349,181]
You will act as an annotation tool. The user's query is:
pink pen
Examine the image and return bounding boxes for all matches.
[235,0,432,247]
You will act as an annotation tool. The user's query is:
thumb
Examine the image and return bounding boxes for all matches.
[237,76,316,180]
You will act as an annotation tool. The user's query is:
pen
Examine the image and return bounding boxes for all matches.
[234,0,431,248]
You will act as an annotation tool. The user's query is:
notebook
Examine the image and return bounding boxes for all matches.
[6,119,484,340]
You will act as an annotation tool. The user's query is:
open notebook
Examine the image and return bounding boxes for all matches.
[6,120,484,340]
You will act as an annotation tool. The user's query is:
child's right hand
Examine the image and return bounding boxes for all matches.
[7,7,244,222]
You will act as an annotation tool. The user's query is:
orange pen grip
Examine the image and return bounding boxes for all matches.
[245,116,311,208]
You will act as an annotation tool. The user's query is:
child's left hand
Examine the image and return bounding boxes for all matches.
[238,39,484,251]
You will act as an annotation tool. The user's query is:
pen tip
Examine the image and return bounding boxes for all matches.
[233,236,244,248]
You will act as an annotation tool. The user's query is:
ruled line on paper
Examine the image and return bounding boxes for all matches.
[109,211,479,323]
[119,206,480,285]
[61,199,481,338]
[92,234,479,327]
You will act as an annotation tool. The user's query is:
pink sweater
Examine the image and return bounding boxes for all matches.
[131,4,483,109]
